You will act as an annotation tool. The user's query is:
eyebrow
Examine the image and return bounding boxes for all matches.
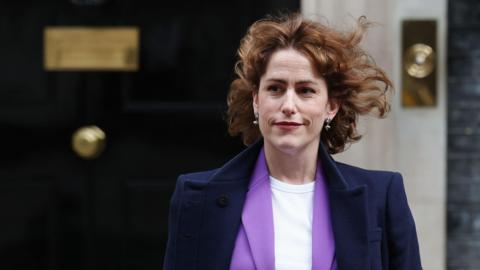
[266,78,318,85]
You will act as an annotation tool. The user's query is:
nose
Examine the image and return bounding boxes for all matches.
[281,89,297,116]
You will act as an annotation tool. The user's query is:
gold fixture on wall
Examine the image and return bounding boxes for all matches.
[402,20,437,107]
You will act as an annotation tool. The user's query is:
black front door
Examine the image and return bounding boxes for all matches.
[0,1,299,269]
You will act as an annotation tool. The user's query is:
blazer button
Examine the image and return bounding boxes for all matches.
[216,195,229,207]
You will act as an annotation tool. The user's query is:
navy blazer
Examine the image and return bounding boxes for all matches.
[164,140,422,270]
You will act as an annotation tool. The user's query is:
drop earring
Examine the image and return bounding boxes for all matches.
[324,118,332,131]
[253,112,259,125]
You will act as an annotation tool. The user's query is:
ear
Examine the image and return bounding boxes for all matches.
[326,99,340,119]
[252,90,259,114]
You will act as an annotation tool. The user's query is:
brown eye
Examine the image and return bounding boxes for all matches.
[300,87,315,94]
[267,85,282,93]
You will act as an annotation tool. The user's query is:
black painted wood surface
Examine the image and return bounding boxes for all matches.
[0,1,299,269]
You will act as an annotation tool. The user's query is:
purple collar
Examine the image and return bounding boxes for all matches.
[230,148,337,269]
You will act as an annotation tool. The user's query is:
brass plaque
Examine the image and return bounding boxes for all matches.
[44,27,139,71]
[401,20,437,107]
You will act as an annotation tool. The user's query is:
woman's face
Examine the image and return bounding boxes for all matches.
[253,48,338,155]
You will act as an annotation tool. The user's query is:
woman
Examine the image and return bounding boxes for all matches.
[164,13,422,270]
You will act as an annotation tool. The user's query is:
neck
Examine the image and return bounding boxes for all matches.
[263,141,319,185]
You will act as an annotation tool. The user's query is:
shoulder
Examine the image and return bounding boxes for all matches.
[332,164,421,267]
[334,161,403,194]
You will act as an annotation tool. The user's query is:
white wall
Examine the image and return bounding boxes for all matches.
[301,0,447,269]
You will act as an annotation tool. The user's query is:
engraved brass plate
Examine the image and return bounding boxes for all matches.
[44,27,139,71]
[401,20,437,107]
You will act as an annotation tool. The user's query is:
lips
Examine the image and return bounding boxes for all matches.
[273,121,303,130]
[274,121,302,126]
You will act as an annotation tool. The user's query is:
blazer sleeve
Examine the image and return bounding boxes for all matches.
[386,173,422,270]
[163,175,185,270]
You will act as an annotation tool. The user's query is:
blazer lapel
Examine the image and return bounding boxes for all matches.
[194,141,264,269]
[197,180,249,269]
[241,148,275,269]
[329,187,369,269]
[319,143,370,270]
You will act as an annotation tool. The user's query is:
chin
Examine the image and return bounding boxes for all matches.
[267,138,305,155]
[264,134,320,156]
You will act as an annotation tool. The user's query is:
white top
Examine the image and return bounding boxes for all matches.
[270,176,315,270]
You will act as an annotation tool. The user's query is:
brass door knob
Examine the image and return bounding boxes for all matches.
[72,125,106,159]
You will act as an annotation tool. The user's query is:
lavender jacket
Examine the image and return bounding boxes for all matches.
[163,140,422,270]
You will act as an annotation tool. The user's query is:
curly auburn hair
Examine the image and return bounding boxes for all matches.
[226,13,393,154]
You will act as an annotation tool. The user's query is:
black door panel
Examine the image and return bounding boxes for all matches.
[0,1,299,269]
